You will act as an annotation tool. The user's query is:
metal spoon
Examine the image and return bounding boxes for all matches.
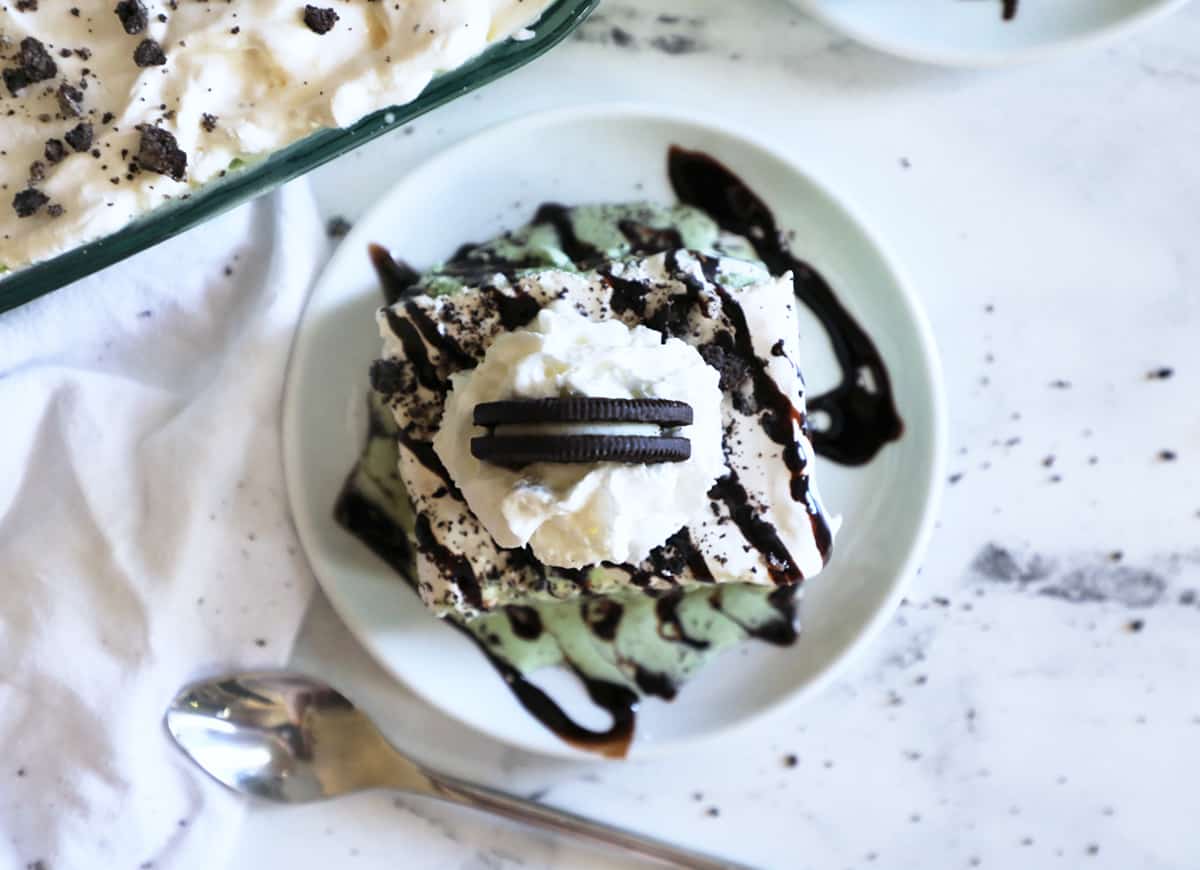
[165,672,750,869]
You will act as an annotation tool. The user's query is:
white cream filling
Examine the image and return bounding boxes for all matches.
[490,422,665,437]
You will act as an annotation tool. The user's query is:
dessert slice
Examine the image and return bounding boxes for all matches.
[370,249,834,620]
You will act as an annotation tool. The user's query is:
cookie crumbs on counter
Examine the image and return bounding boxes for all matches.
[782,753,798,768]
[254,638,267,647]
[1147,366,1174,380]
[304,6,340,34]
[1049,379,1072,389]
[1158,449,1177,462]
[1126,619,1144,633]
[705,806,720,817]
[327,215,353,238]
[610,26,634,47]
[200,113,218,132]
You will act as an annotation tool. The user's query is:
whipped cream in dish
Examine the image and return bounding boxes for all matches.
[0,0,553,270]
[434,300,726,569]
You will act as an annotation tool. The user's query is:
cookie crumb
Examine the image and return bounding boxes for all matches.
[303,6,340,34]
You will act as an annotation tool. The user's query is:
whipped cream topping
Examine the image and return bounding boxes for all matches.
[433,301,726,569]
[0,0,552,270]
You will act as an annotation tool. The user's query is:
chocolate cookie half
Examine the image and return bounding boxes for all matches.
[471,434,692,468]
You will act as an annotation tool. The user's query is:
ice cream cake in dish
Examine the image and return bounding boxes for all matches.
[0,0,554,272]
[336,147,903,756]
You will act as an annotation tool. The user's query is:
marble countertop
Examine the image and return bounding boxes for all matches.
[230,2,1200,867]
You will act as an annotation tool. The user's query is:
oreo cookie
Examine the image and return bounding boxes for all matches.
[474,397,693,427]
[471,435,691,469]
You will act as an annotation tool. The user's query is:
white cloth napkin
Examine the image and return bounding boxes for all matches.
[0,182,327,870]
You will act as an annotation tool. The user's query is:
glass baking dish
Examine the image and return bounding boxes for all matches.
[0,0,596,316]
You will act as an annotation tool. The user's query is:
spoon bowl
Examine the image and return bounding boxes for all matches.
[166,673,428,803]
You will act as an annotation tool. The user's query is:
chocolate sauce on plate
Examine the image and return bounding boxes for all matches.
[450,619,638,759]
[668,145,903,466]
[368,244,420,305]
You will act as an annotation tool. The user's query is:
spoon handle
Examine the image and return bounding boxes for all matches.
[422,772,754,869]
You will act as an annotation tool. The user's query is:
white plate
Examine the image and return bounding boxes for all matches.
[796,0,1190,67]
[282,105,947,760]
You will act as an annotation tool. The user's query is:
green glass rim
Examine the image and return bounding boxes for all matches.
[0,0,598,316]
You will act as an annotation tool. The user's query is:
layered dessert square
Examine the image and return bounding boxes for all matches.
[370,249,834,619]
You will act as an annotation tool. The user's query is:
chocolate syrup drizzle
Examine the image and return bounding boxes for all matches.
[368,243,419,304]
[404,300,476,370]
[710,585,801,647]
[452,618,638,759]
[383,309,441,392]
[414,513,483,611]
[346,147,902,756]
[668,146,903,466]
